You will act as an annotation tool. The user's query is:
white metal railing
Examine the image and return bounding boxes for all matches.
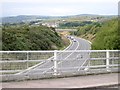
[0,50,120,81]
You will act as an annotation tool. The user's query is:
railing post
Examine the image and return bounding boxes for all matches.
[106,50,110,71]
[53,50,58,75]
[84,52,91,71]
[27,52,29,69]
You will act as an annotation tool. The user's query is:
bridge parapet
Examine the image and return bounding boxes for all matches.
[0,50,120,81]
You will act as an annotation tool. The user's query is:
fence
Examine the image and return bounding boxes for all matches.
[0,50,120,82]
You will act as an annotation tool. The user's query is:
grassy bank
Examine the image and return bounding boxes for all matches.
[2,24,68,51]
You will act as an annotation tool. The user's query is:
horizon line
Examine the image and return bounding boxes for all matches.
[2,14,118,18]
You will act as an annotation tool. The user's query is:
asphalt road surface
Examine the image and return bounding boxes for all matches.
[17,36,91,75]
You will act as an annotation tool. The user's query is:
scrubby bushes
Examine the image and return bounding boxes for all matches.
[2,25,64,50]
[75,18,120,50]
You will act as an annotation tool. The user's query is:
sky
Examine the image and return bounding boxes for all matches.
[1,0,119,17]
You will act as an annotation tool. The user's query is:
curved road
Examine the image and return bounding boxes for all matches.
[66,36,91,50]
[17,36,91,75]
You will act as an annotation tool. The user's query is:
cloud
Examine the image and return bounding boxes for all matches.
[1,0,118,16]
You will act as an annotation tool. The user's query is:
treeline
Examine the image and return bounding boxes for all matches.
[2,25,64,50]
[59,21,93,28]
[75,18,120,50]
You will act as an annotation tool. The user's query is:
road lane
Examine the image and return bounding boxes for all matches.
[17,36,91,75]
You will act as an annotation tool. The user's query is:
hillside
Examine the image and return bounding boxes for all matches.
[74,18,120,50]
[2,14,116,24]
[92,18,120,50]
[74,22,102,42]
[2,15,52,24]
[2,25,67,50]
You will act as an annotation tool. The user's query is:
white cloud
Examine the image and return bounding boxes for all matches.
[1,0,118,16]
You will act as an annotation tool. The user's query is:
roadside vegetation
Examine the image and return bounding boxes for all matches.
[74,22,101,41]
[92,18,119,50]
[2,16,119,50]
[2,24,68,50]
[59,21,93,29]
[74,18,120,50]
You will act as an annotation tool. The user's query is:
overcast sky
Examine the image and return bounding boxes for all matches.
[1,0,119,17]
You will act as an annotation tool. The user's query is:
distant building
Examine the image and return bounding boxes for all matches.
[42,22,58,28]
[62,20,66,22]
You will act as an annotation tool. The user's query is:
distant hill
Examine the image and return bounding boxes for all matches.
[2,14,117,24]
[74,14,99,17]
[2,15,52,24]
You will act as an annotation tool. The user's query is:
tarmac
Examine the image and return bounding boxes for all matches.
[0,73,119,88]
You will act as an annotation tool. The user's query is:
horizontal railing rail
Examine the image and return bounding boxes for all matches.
[0,50,120,81]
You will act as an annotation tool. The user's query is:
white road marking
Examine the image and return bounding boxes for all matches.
[16,37,73,75]
[42,37,80,74]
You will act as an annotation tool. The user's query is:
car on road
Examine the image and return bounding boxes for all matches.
[73,39,76,42]
[70,37,74,40]
[67,36,70,38]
